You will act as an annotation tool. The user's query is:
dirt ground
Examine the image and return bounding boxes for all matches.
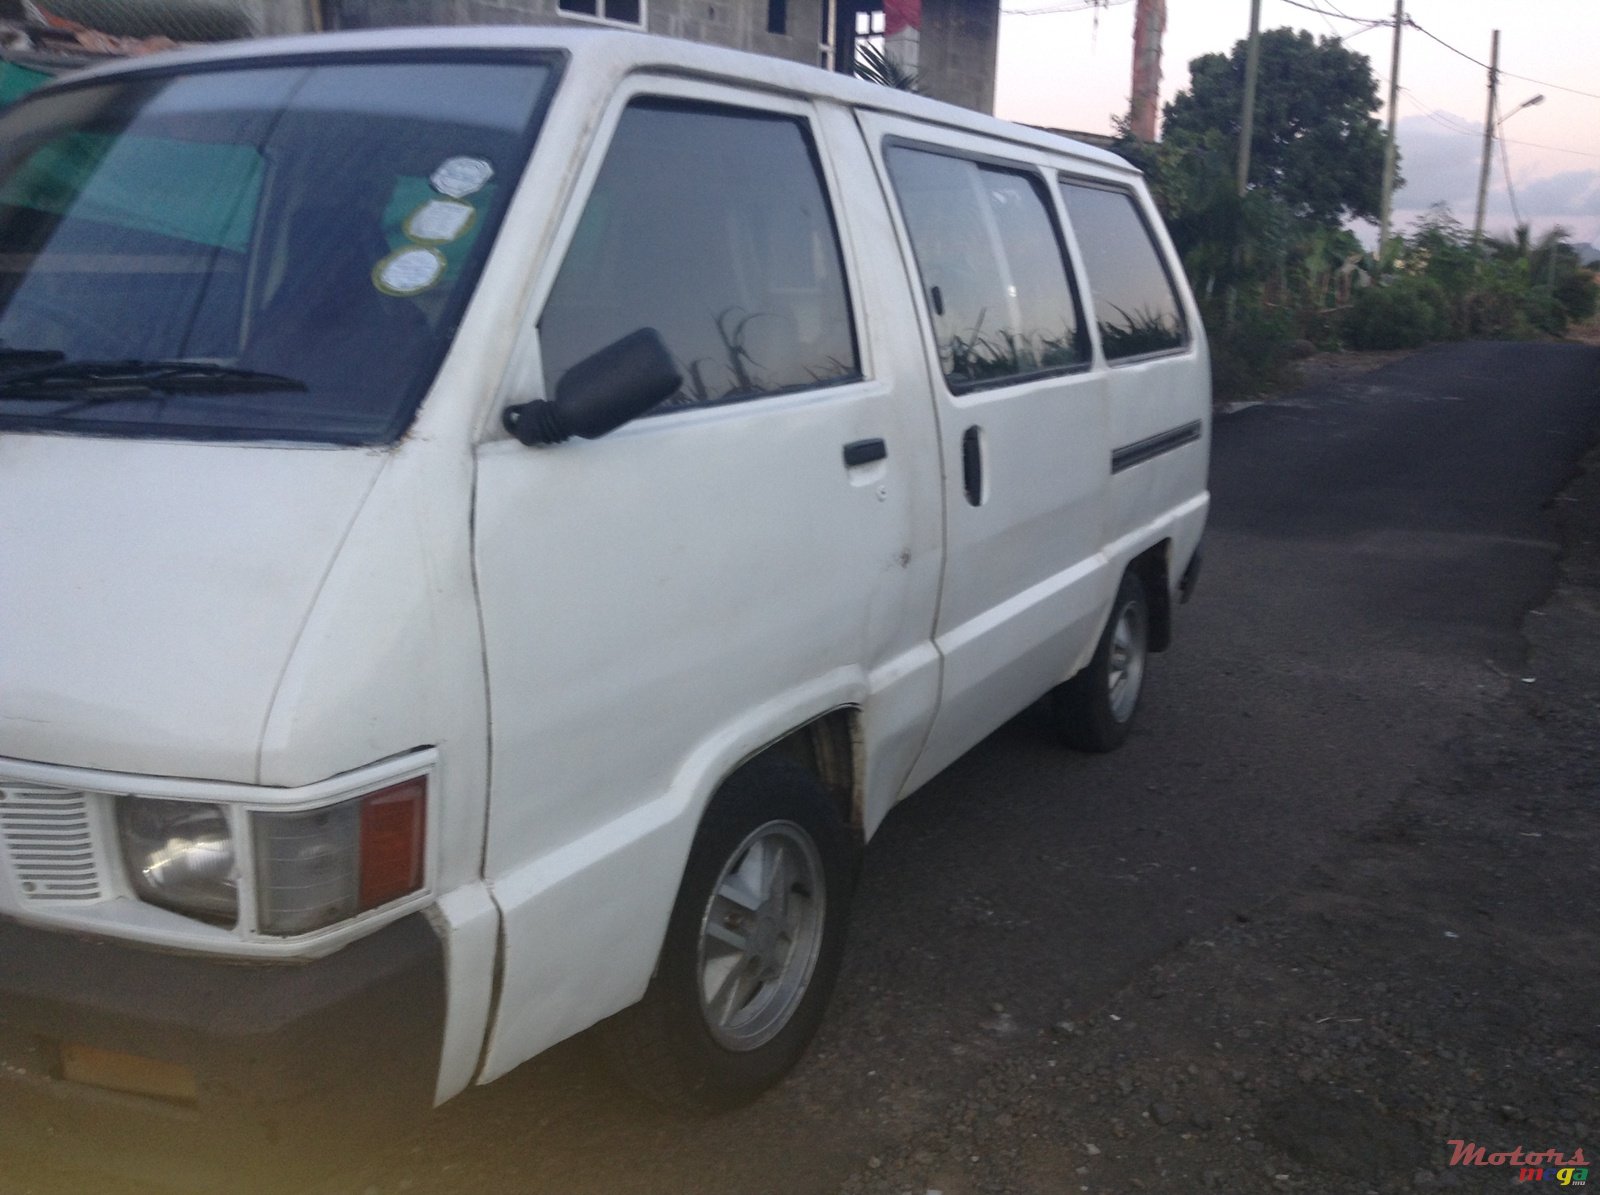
[1288,348,1424,394]
[837,424,1600,1192]
[1268,313,1600,399]
[1567,316,1600,349]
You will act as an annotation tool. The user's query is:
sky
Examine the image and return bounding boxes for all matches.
[993,0,1600,249]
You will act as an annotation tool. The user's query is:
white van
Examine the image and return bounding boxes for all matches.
[0,23,1207,1156]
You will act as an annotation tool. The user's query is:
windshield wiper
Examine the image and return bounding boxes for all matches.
[0,358,307,398]
[0,347,66,369]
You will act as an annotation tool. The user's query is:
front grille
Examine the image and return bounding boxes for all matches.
[0,788,103,902]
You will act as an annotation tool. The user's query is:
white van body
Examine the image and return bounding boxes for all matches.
[0,25,1207,1146]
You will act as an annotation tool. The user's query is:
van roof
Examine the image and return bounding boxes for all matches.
[53,24,1138,177]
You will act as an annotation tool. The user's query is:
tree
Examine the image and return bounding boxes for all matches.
[1162,28,1391,226]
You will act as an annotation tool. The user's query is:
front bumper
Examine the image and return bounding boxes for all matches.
[0,911,444,1187]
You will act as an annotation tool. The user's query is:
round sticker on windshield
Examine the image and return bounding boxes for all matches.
[374,246,447,296]
[404,198,477,245]
[431,156,494,199]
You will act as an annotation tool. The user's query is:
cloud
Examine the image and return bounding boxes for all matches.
[1390,113,1482,212]
[1516,170,1600,219]
[1380,113,1600,240]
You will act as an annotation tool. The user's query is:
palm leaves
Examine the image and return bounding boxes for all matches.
[854,42,920,93]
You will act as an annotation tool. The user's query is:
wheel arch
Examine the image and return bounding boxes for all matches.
[1129,538,1174,654]
[745,708,863,845]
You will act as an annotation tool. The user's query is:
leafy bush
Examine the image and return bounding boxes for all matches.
[1343,277,1450,349]
[1458,264,1539,340]
[1206,297,1296,401]
[1555,270,1598,323]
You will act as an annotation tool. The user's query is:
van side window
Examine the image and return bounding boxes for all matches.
[885,145,1086,390]
[1059,181,1188,362]
[539,99,860,411]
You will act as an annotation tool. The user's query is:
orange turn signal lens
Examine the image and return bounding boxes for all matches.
[358,778,425,912]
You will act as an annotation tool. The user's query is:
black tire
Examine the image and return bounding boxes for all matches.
[1052,569,1150,753]
[599,756,858,1111]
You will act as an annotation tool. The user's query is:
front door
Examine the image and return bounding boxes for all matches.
[470,80,942,1079]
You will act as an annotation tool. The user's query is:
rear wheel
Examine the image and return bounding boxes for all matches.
[600,757,856,1110]
[1052,570,1149,752]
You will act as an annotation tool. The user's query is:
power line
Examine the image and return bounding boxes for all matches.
[1398,87,1600,160]
[1270,0,1389,45]
[1404,17,1600,102]
[1281,0,1345,39]
[1274,0,1378,23]
[1001,0,1131,17]
[1269,4,1599,102]
[1499,68,1600,105]
[1495,136,1600,162]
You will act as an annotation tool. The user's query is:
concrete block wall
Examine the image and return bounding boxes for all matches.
[327,0,820,69]
[916,0,997,114]
[241,0,997,113]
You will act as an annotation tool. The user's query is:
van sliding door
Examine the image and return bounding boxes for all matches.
[858,113,1114,791]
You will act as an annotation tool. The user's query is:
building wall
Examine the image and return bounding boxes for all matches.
[915,0,997,114]
[255,0,997,113]
[325,0,820,69]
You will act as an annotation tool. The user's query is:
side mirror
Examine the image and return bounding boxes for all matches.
[502,327,682,446]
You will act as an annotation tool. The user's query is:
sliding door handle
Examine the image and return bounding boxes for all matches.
[961,426,983,506]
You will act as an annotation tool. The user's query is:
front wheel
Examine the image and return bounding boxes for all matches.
[1052,570,1150,753]
[600,757,857,1110]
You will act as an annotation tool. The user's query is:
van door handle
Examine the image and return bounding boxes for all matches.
[961,426,983,506]
[843,438,888,467]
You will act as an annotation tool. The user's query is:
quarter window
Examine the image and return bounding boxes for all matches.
[1060,181,1188,361]
[540,100,859,410]
[886,145,1086,389]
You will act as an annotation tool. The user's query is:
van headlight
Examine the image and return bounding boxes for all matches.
[116,798,239,926]
[116,778,427,937]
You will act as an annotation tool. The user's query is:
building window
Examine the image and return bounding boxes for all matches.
[767,0,787,34]
[558,0,644,27]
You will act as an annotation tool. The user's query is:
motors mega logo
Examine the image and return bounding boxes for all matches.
[1447,1141,1589,1185]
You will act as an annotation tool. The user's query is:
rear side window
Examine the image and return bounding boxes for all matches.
[1059,181,1188,362]
[886,145,1086,390]
[540,99,859,410]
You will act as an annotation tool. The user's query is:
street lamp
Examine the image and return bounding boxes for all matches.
[1502,93,1546,122]
[1474,93,1545,245]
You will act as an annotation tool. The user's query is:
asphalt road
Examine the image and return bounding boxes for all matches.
[13,339,1600,1195]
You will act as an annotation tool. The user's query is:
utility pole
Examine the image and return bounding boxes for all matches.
[1376,0,1403,258]
[1226,0,1263,327]
[1472,29,1500,248]
[1129,0,1167,141]
[1236,0,1263,197]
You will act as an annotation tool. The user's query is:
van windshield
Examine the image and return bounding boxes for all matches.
[0,55,554,444]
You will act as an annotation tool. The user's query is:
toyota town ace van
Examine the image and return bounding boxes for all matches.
[0,23,1208,1161]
